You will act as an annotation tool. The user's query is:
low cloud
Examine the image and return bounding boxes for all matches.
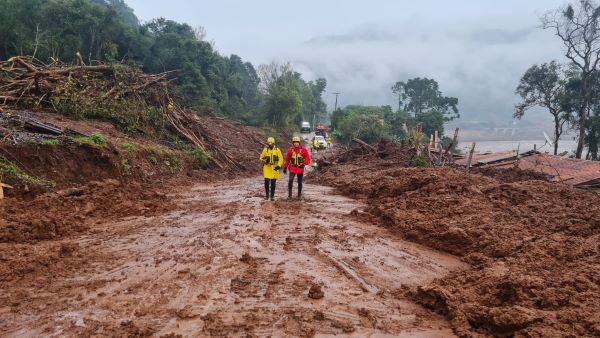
[306,24,401,45]
[470,28,535,45]
[282,20,562,128]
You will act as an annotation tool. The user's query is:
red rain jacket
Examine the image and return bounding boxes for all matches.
[284,146,311,174]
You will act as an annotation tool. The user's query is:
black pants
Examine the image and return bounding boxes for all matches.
[264,178,276,198]
[288,173,303,198]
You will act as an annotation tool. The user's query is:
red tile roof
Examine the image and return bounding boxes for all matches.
[456,151,600,186]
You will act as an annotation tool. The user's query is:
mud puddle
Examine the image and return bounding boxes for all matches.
[2,178,466,337]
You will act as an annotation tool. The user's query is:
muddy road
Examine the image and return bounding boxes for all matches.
[2,178,466,337]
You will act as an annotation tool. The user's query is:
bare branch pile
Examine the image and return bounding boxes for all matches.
[0,56,242,170]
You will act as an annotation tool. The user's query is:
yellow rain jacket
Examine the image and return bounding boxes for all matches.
[260,146,283,179]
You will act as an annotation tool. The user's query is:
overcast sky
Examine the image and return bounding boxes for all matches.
[125,0,568,127]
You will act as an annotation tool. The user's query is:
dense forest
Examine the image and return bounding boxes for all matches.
[0,0,328,129]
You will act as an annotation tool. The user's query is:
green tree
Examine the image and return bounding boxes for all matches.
[515,61,572,155]
[566,69,600,159]
[391,77,459,121]
[331,105,391,144]
[542,0,600,158]
[222,54,261,123]
[257,62,326,129]
[587,112,600,159]
[0,0,45,59]
[263,84,302,128]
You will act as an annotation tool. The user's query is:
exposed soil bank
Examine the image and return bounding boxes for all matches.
[314,164,600,337]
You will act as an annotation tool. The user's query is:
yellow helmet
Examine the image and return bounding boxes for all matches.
[292,136,301,142]
[267,137,275,144]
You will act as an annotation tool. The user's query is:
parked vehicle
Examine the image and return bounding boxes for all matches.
[301,122,311,133]
[314,135,327,149]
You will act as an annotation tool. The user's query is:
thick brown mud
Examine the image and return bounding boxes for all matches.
[1,177,466,337]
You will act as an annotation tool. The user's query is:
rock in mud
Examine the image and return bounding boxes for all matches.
[308,284,324,299]
[240,252,253,263]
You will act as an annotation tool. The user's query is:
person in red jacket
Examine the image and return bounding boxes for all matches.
[283,136,311,200]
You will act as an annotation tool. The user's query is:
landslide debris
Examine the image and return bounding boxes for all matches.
[0,179,173,243]
[316,160,600,337]
[0,56,257,171]
[0,57,270,314]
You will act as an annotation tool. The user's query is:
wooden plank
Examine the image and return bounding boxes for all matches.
[0,181,13,199]
[445,128,459,154]
[466,142,476,172]
[476,153,518,165]
[24,120,63,135]
[476,150,537,165]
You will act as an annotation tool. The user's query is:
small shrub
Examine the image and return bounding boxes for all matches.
[122,142,135,154]
[188,147,211,169]
[410,155,431,168]
[120,159,131,175]
[75,132,107,147]
[89,133,107,146]
[0,157,55,187]
[148,156,158,165]
[39,139,60,146]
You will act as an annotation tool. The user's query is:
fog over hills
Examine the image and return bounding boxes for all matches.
[126,0,566,132]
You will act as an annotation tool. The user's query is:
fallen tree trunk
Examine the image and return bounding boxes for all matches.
[352,138,377,152]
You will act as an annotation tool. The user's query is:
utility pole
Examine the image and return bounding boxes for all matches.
[332,92,340,112]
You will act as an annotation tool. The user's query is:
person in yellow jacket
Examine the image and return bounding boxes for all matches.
[260,137,283,201]
[311,137,319,153]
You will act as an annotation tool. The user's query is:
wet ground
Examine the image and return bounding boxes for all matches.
[2,178,466,337]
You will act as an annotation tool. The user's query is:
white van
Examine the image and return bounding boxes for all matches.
[301,122,311,133]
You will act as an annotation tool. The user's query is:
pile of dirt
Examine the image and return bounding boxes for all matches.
[472,166,553,183]
[0,178,174,243]
[0,176,176,293]
[311,139,417,192]
[316,166,600,337]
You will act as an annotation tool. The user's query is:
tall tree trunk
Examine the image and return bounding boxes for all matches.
[553,112,560,155]
[576,76,589,159]
[576,121,586,158]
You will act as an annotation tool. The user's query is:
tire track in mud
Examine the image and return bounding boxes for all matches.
[3,177,466,337]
